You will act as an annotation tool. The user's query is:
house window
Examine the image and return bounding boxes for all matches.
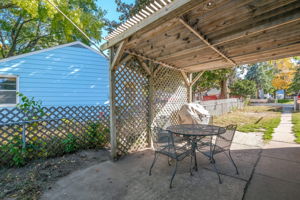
[0,76,18,106]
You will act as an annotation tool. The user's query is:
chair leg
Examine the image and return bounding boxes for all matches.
[210,155,222,184]
[189,154,193,176]
[149,152,158,176]
[227,150,239,175]
[168,157,172,166]
[170,159,178,188]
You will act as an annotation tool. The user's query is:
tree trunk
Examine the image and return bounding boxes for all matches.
[219,79,229,99]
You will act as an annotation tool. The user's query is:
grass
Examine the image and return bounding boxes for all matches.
[292,112,300,144]
[214,106,281,141]
[277,99,294,104]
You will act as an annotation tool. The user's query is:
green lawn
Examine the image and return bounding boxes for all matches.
[292,112,300,144]
[214,106,281,141]
[277,99,294,104]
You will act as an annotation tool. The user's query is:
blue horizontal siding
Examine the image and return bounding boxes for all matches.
[0,44,109,107]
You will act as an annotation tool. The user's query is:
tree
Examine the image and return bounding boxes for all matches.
[270,58,296,97]
[229,79,256,98]
[193,68,234,99]
[0,0,104,58]
[289,66,300,94]
[105,0,151,32]
[245,62,275,98]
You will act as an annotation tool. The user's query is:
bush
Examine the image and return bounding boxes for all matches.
[86,122,109,148]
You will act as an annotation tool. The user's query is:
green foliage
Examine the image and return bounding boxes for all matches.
[229,79,256,98]
[1,134,27,167]
[86,122,109,148]
[245,62,276,94]
[277,99,294,104]
[193,68,233,92]
[292,112,300,144]
[62,133,78,153]
[17,92,45,120]
[289,66,300,94]
[0,0,104,58]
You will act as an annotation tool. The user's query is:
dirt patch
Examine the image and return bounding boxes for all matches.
[0,149,110,200]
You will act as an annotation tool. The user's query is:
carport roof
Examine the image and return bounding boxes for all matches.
[101,0,300,72]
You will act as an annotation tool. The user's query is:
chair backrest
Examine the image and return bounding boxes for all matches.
[215,124,237,151]
[151,116,174,152]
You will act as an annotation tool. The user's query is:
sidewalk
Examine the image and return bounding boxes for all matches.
[244,107,300,200]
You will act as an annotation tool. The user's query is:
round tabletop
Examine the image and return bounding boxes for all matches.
[166,124,226,137]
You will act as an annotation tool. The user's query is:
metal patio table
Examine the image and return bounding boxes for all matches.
[166,124,226,171]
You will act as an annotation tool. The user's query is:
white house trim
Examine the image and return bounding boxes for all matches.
[0,74,19,107]
[0,41,106,63]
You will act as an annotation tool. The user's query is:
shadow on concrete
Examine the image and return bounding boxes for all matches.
[41,141,300,200]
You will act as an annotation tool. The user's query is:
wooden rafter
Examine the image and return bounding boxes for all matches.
[125,50,186,72]
[157,17,300,61]
[181,71,190,86]
[136,57,152,75]
[179,18,236,66]
[101,0,200,50]
[191,71,204,86]
[119,54,132,67]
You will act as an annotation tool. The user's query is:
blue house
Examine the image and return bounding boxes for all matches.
[0,41,109,107]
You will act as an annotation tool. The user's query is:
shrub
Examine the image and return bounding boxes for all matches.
[86,122,109,148]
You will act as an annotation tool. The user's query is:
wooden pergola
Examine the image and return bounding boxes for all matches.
[101,0,300,158]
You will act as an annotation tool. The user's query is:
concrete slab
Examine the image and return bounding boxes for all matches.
[262,141,300,163]
[244,173,300,200]
[233,131,264,148]
[255,155,300,184]
[195,143,261,181]
[41,150,247,200]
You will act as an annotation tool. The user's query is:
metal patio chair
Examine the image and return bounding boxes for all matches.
[200,124,239,184]
[149,127,193,188]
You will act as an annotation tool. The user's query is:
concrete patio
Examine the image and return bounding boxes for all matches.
[40,130,299,200]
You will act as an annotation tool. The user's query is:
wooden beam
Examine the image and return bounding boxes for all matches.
[119,54,132,66]
[179,18,237,66]
[158,13,300,62]
[101,0,201,50]
[181,71,190,87]
[191,71,204,86]
[153,65,163,77]
[136,57,152,76]
[111,40,127,70]
[125,50,186,72]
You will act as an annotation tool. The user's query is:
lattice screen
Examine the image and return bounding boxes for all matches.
[114,60,150,156]
[0,106,109,166]
[152,67,188,129]
[112,59,187,156]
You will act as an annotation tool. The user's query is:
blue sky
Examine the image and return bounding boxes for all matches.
[97,0,135,38]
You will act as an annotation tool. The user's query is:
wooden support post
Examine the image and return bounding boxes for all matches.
[148,63,154,148]
[188,73,193,103]
[109,47,117,159]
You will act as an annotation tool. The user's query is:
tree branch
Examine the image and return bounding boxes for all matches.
[0,3,16,10]
[7,18,34,57]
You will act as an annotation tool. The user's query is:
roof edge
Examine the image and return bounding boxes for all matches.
[101,0,196,50]
[0,41,105,63]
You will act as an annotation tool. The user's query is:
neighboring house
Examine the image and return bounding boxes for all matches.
[0,42,109,107]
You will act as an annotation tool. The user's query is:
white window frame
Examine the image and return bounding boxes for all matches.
[0,74,19,107]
